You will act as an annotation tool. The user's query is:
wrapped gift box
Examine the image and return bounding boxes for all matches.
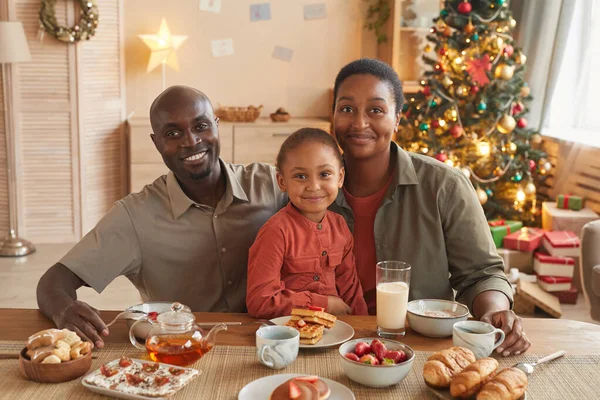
[533,252,575,278]
[542,231,580,258]
[551,287,578,304]
[556,194,584,211]
[537,275,572,292]
[503,227,544,252]
[542,202,599,237]
[489,219,523,248]
[497,248,534,273]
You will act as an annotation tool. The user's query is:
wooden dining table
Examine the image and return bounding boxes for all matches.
[1,308,599,355]
[2,309,600,399]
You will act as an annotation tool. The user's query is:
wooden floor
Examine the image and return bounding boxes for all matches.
[0,244,597,325]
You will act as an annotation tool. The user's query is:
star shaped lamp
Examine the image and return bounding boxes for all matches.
[138,18,188,90]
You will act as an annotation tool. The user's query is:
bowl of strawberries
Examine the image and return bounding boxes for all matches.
[338,338,414,387]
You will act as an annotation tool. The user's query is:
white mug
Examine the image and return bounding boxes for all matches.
[256,325,299,370]
[453,321,505,359]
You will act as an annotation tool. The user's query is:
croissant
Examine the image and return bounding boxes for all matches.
[423,346,477,388]
[477,367,528,400]
[450,357,499,399]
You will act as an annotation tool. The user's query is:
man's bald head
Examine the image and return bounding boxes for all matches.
[149,85,221,183]
[150,86,214,130]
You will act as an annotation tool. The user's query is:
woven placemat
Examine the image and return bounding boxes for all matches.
[1,341,599,399]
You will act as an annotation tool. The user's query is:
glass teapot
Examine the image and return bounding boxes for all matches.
[129,302,226,366]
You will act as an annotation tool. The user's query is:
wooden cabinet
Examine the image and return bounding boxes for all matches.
[128,117,330,193]
[378,0,443,93]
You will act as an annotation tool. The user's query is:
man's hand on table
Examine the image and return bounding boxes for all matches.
[54,300,109,349]
[480,310,531,357]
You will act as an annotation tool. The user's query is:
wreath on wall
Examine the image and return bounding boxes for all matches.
[39,0,99,43]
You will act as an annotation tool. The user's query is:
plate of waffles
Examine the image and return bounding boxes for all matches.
[238,374,355,400]
[270,307,354,348]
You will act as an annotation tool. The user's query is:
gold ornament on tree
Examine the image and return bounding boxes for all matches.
[442,75,453,87]
[516,52,527,65]
[497,114,516,134]
[477,187,488,205]
[530,133,542,145]
[520,85,531,97]
[39,0,99,43]
[495,63,515,80]
[524,181,537,196]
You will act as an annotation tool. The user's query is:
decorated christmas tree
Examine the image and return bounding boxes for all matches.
[396,0,550,225]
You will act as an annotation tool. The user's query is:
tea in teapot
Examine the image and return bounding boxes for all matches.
[129,302,226,366]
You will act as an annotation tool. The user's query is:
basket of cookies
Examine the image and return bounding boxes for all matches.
[19,328,93,383]
[215,105,263,122]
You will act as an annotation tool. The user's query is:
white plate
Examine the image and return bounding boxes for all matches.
[238,374,355,400]
[81,358,201,400]
[270,316,355,348]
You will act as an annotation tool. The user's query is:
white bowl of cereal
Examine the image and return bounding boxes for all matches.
[407,299,469,338]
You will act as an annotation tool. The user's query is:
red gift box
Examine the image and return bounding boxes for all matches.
[503,227,545,252]
[537,275,573,292]
[533,252,575,278]
[542,231,580,258]
[551,287,578,304]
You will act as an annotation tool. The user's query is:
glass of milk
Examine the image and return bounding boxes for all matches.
[376,261,411,338]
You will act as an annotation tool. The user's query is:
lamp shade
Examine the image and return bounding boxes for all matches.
[0,21,32,64]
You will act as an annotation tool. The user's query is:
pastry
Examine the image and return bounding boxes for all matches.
[450,357,499,399]
[291,308,336,328]
[70,341,93,359]
[477,367,528,400]
[26,345,55,363]
[423,346,477,388]
[41,355,62,364]
[289,315,335,329]
[286,318,324,345]
[26,328,69,350]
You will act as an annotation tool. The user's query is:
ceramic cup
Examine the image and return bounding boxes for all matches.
[256,325,299,370]
[453,321,505,359]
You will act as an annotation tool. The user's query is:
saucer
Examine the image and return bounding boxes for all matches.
[238,374,354,400]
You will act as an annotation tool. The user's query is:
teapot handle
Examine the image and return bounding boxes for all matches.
[129,320,149,350]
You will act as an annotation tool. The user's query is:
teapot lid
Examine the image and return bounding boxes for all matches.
[156,302,195,325]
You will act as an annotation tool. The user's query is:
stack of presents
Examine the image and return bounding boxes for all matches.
[490,195,599,317]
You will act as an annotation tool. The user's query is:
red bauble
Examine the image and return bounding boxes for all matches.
[435,153,448,162]
[457,1,472,14]
[504,45,514,57]
[450,125,463,138]
[517,118,528,128]
[511,102,524,115]
[470,86,480,94]
[529,160,536,171]
[432,120,440,128]
[439,47,447,56]
[423,86,431,96]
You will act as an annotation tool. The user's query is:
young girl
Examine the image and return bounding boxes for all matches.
[246,128,368,319]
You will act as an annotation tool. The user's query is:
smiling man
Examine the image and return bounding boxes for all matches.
[36,86,286,348]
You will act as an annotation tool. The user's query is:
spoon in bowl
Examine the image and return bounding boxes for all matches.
[513,350,566,376]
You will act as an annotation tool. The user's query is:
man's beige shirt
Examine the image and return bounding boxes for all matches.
[330,143,512,313]
[60,161,287,312]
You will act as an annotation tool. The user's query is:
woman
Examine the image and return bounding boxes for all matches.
[329,58,530,356]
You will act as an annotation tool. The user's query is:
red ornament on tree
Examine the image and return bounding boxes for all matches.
[504,45,514,57]
[517,118,528,128]
[450,125,463,138]
[466,54,492,86]
[439,47,448,56]
[423,86,431,96]
[529,159,536,171]
[432,120,440,128]
[435,153,448,162]
[511,102,524,115]
[458,1,472,14]
[471,86,480,94]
